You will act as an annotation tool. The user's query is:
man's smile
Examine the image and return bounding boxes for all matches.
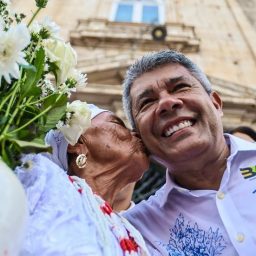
[162,118,195,137]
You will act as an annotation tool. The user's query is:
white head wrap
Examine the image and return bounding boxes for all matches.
[45,104,110,172]
[87,104,110,119]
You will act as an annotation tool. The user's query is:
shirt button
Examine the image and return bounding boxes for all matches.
[217,191,225,199]
[236,233,245,243]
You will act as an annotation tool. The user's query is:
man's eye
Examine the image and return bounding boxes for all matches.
[139,98,153,110]
[173,83,191,92]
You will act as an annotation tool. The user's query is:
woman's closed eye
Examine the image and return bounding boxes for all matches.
[110,116,127,128]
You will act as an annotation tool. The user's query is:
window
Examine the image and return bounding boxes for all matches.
[142,5,159,23]
[115,3,133,22]
[111,0,164,24]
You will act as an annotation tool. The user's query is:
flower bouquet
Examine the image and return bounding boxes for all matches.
[0,0,91,253]
[0,0,91,169]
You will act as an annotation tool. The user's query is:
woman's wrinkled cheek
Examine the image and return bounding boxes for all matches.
[105,144,111,149]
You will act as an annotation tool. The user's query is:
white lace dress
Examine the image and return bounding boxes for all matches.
[15,154,149,256]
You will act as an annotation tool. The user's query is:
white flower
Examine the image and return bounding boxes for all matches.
[41,16,60,38]
[68,69,88,88]
[38,78,56,97]
[29,21,41,34]
[57,100,91,145]
[44,63,49,72]
[43,39,77,85]
[56,120,64,130]
[0,17,5,31]
[30,16,60,39]
[0,23,30,83]
[56,82,73,98]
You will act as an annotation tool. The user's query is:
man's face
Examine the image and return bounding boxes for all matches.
[130,63,224,167]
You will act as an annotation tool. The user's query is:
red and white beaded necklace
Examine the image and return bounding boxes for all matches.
[68,175,148,256]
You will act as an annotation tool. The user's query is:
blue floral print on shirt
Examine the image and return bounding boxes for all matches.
[159,213,227,256]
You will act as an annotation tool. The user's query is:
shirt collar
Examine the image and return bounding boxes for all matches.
[225,133,256,154]
[160,134,256,206]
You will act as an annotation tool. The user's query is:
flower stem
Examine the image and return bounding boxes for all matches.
[9,93,63,134]
[4,82,19,119]
[15,97,32,126]
[1,81,21,135]
[0,90,14,110]
[9,105,51,134]
[28,93,56,106]
[2,105,20,136]
[0,140,7,165]
[27,7,41,27]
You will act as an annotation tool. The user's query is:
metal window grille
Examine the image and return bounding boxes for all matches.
[132,161,166,203]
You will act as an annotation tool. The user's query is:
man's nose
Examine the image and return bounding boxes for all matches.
[155,92,183,116]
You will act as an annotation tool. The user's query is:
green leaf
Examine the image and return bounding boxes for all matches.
[11,138,50,150]
[39,93,67,132]
[0,116,8,125]
[17,124,39,141]
[48,62,59,81]
[42,93,67,116]
[1,146,12,168]
[42,104,67,132]
[0,141,20,169]
[21,47,45,97]
[34,48,46,82]
[21,67,36,96]
[42,93,64,109]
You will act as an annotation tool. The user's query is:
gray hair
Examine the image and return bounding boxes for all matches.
[122,49,212,129]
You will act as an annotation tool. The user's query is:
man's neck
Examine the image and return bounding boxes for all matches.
[168,142,230,190]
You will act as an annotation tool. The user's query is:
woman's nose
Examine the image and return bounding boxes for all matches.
[155,92,183,116]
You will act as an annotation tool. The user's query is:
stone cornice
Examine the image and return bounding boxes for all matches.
[70,18,200,52]
[209,76,256,106]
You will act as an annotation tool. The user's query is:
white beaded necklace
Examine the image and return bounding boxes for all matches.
[68,175,149,256]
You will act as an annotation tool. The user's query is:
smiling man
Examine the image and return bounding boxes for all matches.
[122,50,256,256]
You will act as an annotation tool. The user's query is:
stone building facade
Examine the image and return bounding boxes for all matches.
[14,0,256,130]
[13,0,256,201]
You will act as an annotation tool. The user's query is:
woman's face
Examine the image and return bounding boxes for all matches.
[78,111,149,181]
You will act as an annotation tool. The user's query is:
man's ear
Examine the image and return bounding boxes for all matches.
[211,91,223,116]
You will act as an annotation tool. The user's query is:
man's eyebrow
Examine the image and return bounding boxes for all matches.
[166,76,184,85]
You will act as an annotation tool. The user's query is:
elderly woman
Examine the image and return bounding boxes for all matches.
[16,104,149,256]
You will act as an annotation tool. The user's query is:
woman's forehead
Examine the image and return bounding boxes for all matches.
[92,112,127,128]
[91,112,112,125]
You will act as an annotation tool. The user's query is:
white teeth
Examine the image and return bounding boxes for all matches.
[164,120,192,137]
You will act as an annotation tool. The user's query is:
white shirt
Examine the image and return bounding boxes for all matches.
[124,134,256,256]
